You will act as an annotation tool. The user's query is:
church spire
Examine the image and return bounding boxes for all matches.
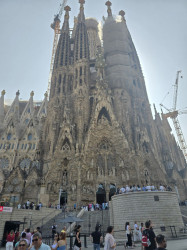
[78,0,85,22]
[74,0,89,62]
[4,90,20,124]
[62,6,71,33]
[0,90,5,123]
[105,1,112,17]
[54,5,71,69]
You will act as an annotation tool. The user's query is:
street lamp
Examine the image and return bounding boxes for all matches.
[59,186,63,208]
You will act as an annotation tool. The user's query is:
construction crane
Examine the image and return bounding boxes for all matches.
[160,71,187,162]
[47,0,68,96]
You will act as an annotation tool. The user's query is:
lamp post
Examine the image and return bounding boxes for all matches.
[59,186,63,208]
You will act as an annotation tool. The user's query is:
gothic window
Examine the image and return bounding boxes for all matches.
[62,137,71,151]
[21,144,24,149]
[0,144,2,149]
[11,144,14,149]
[28,134,32,141]
[0,158,9,170]
[17,143,19,149]
[7,144,11,149]
[80,79,82,86]
[97,107,112,125]
[7,133,12,140]
[20,158,31,171]
[25,144,27,150]
[80,67,82,76]
[33,144,35,149]
[29,144,32,150]
[25,119,29,124]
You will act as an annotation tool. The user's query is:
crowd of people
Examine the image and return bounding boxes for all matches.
[17,200,43,210]
[5,219,167,250]
[116,184,172,194]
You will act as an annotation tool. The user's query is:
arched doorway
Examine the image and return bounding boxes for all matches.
[96,184,106,204]
[109,184,116,201]
[60,191,67,206]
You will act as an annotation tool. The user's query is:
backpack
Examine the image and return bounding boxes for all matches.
[142,230,151,247]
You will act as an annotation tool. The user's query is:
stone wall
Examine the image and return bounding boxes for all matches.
[110,191,184,237]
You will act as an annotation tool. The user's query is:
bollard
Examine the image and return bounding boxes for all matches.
[84,235,87,248]
[70,233,73,250]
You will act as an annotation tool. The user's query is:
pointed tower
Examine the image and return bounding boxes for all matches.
[72,0,90,147]
[0,90,5,124]
[20,91,34,123]
[50,6,71,99]
[4,90,20,125]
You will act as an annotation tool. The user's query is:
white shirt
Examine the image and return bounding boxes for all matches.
[120,187,125,193]
[126,186,130,192]
[146,185,151,191]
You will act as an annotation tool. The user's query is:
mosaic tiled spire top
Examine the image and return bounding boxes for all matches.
[105,1,112,17]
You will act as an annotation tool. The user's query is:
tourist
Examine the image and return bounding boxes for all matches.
[120,186,125,193]
[52,223,57,238]
[104,226,116,250]
[146,184,151,192]
[51,232,59,249]
[17,203,21,209]
[6,229,15,250]
[17,239,28,250]
[26,200,30,209]
[142,221,156,250]
[159,185,165,191]
[155,234,167,250]
[57,232,67,250]
[125,222,132,249]
[74,225,81,250]
[19,233,29,246]
[151,184,155,191]
[90,225,102,250]
[26,229,32,245]
[61,226,67,233]
[30,232,50,249]
[126,185,130,192]
[142,185,146,191]
[137,185,141,191]
[134,221,140,244]
[139,222,144,240]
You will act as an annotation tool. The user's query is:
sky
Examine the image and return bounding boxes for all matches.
[0,0,186,144]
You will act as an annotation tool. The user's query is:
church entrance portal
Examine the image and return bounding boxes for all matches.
[60,191,67,206]
[96,184,106,204]
[109,184,116,201]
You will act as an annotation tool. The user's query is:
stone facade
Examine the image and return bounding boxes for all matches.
[0,1,187,207]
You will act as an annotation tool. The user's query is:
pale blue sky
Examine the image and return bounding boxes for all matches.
[0,0,187,143]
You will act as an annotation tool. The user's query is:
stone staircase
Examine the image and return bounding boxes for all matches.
[40,209,110,237]
[180,206,187,226]
[0,207,61,242]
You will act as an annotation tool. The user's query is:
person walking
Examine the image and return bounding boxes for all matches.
[30,232,50,250]
[125,222,133,249]
[74,225,82,250]
[104,226,116,250]
[90,225,102,250]
[6,230,15,250]
[142,221,156,250]
[17,240,28,250]
[51,232,59,249]
[57,232,67,250]
[155,234,167,250]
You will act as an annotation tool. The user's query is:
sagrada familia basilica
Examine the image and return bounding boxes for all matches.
[0,1,186,206]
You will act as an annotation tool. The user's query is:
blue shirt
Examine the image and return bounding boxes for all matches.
[31,243,51,250]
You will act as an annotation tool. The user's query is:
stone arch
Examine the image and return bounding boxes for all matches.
[96,183,106,204]
[97,107,112,125]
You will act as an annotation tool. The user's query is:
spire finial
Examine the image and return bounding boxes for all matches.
[1,90,5,96]
[64,5,71,20]
[30,91,34,97]
[105,1,112,17]
[119,10,126,22]
[79,0,85,11]
[44,91,48,98]
[16,90,20,96]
